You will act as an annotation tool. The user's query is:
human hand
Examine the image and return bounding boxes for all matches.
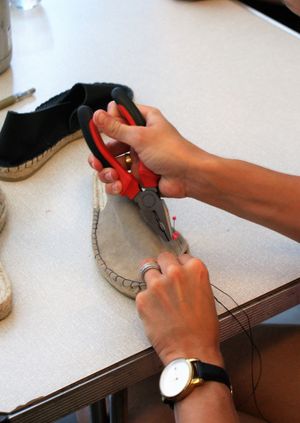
[282,0,300,16]
[136,252,223,367]
[88,101,204,199]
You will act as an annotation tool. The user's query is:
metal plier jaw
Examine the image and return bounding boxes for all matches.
[134,188,173,242]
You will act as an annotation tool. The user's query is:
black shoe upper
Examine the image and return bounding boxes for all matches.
[0,82,133,167]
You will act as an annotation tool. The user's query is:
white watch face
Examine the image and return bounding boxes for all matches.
[159,358,193,398]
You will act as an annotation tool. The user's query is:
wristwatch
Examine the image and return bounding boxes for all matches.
[159,358,232,406]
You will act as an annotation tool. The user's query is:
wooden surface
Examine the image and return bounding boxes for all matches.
[0,0,299,417]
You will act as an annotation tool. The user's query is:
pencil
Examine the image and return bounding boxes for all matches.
[0,88,36,110]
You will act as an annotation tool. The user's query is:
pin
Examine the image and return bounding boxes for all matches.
[172,216,176,229]
[172,216,179,240]
[172,231,179,241]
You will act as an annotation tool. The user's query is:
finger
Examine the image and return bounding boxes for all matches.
[179,256,209,283]
[157,251,180,275]
[177,253,194,265]
[108,100,153,123]
[88,154,103,172]
[139,258,162,286]
[97,168,122,195]
[98,168,119,184]
[93,110,145,148]
[107,101,126,121]
[105,181,122,195]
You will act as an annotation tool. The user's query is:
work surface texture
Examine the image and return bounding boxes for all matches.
[0,0,299,413]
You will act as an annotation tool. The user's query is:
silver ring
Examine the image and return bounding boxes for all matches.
[140,261,161,282]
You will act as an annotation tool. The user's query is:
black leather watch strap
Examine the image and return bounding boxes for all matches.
[161,358,232,409]
[193,360,231,391]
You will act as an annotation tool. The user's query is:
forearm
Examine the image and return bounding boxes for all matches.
[185,150,300,241]
[175,382,238,423]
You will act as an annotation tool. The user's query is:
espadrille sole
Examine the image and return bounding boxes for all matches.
[0,193,12,320]
[91,175,189,299]
[0,262,12,320]
[92,176,145,298]
[0,193,6,232]
[0,129,82,182]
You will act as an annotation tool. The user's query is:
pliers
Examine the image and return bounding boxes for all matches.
[77,87,173,242]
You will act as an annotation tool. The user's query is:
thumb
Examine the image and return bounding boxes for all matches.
[93,110,137,146]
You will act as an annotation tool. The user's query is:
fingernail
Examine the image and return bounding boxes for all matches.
[103,170,112,182]
[94,110,105,126]
[88,155,94,167]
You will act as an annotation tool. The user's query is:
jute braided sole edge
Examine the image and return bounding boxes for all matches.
[0,194,12,320]
[0,129,82,182]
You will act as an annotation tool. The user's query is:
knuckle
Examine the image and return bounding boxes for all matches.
[108,118,121,137]
[98,170,107,182]
[135,291,146,311]
[190,258,209,277]
[150,277,162,290]
[147,277,163,295]
[105,183,115,195]
[166,264,182,281]
[100,169,111,182]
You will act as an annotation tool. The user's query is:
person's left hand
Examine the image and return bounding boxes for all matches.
[136,252,223,367]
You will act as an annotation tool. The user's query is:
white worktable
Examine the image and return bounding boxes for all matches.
[0,0,299,420]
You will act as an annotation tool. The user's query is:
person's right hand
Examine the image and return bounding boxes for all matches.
[89,101,205,199]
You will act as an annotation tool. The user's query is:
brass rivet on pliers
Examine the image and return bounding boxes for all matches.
[125,153,132,171]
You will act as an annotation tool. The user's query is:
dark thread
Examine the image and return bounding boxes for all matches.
[212,284,271,423]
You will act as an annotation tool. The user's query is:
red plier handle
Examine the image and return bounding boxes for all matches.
[111,87,160,189]
[77,106,139,199]
[77,88,159,200]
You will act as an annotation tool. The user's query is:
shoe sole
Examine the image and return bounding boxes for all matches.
[0,130,82,181]
[92,175,146,299]
[91,175,189,299]
[0,193,12,320]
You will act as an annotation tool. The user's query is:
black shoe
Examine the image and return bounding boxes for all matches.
[0,82,133,181]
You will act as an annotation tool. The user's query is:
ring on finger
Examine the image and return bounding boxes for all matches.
[140,261,161,283]
[124,153,132,171]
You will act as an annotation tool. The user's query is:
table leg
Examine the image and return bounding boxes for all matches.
[90,399,108,423]
[108,389,128,423]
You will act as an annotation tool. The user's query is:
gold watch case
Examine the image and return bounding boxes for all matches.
[160,358,204,402]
